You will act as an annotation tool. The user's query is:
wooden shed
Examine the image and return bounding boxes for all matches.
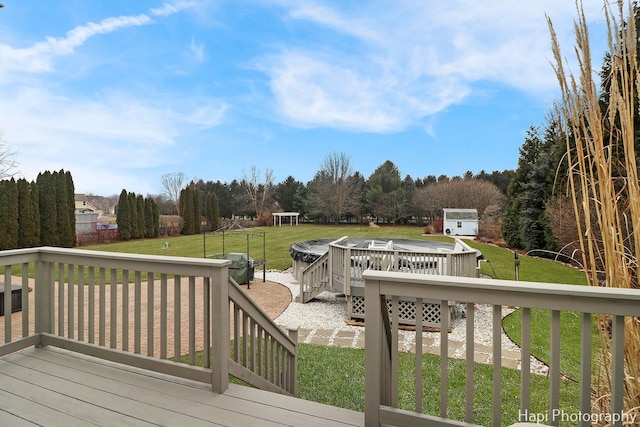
[442,208,478,236]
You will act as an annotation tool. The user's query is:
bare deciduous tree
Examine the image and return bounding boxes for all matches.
[0,131,19,179]
[411,179,504,221]
[160,172,186,215]
[242,166,275,221]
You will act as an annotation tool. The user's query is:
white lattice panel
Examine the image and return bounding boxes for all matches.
[350,295,445,328]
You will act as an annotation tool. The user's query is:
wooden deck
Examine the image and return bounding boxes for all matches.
[0,346,364,427]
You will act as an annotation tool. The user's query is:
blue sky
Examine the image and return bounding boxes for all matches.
[0,1,608,196]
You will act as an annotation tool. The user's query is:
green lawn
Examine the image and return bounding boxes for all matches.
[86,224,453,270]
[298,343,579,427]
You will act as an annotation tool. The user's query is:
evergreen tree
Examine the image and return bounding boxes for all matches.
[205,192,220,230]
[128,192,139,239]
[366,160,407,223]
[151,198,160,237]
[192,188,202,234]
[65,170,76,247]
[116,189,132,241]
[37,171,58,246]
[17,178,40,248]
[502,122,562,252]
[0,179,19,250]
[179,187,195,234]
[29,181,41,246]
[144,197,155,238]
[274,176,304,212]
[136,194,145,239]
[55,170,75,248]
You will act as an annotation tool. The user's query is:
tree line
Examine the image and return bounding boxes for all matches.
[0,170,76,250]
[161,162,512,233]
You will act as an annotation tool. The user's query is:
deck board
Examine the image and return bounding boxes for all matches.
[0,346,364,427]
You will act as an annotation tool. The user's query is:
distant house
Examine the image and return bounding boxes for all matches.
[75,196,100,234]
[442,208,478,236]
[75,199,100,214]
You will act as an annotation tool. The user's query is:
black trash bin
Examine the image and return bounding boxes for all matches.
[224,252,255,286]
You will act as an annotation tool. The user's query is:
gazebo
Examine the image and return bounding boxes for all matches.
[272,212,299,227]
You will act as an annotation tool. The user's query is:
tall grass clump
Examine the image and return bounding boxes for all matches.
[549,0,640,421]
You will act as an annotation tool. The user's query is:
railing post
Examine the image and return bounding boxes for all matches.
[211,262,230,393]
[34,257,54,340]
[364,274,383,427]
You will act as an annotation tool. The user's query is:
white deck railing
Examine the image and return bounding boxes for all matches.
[0,247,297,396]
[300,237,479,305]
[363,271,640,427]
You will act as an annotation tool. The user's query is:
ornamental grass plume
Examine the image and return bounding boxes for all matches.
[549,0,640,423]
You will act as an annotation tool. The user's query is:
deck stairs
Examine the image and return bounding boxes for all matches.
[299,252,337,303]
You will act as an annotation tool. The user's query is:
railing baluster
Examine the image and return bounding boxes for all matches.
[3,267,11,343]
[611,315,625,427]
[88,267,95,344]
[160,274,167,360]
[580,312,591,427]
[270,335,276,384]
[67,264,74,339]
[77,265,84,342]
[391,295,399,407]
[242,311,249,367]
[22,263,30,338]
[521,307,531,413]
[440,300,449,419]
[58,262,65,336]
[250,319,255,371]
[492,304,501,427]
[147,271,154,357]
[174,275,181,362]
[134,271,141,354]
[99,268,106,347]
[203,277,210,369]
[465,301,474,424]
[550,310,560,426]
[257,326,263,376]
[110,268,117,349]
[122,270,129,352]
[233,303,240,362]
[189,276,196,365]
[415,297,423,413]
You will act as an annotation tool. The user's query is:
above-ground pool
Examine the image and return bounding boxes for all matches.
[289,237,483,327]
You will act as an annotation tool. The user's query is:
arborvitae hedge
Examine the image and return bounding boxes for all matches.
[0,179,19,250]
[17,178,40,248]
[0,170,75,249]
[115,189,159,241]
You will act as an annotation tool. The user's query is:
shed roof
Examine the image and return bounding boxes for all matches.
[443,208,478,220]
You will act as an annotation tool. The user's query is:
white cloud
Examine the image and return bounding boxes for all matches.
[0,14,152,75]
[189,38,206,62]
[258,0,608,133]
[150,0,201,17]
[2,85,227,191]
